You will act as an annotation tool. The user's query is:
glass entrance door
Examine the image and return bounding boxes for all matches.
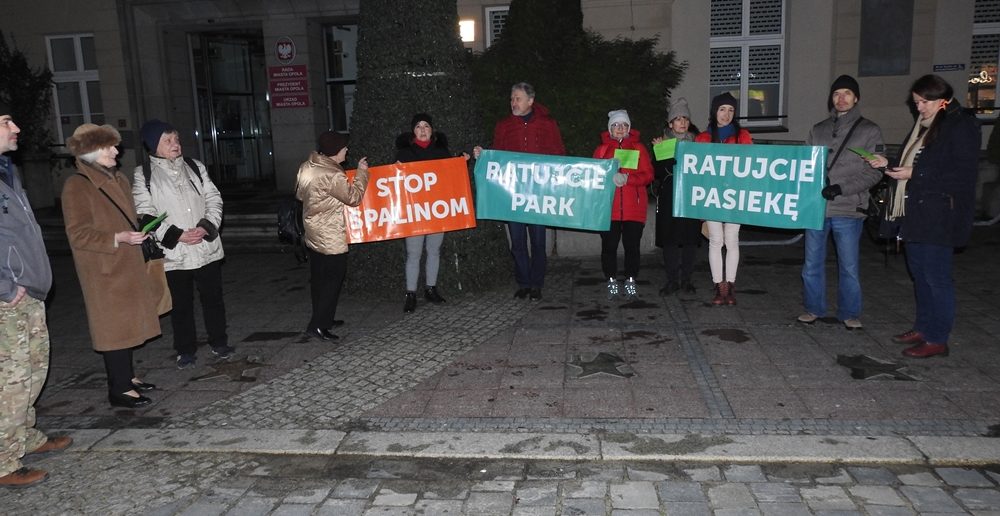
[190,32,273,188]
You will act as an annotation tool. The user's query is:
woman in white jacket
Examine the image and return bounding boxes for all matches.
[132,119,233,369]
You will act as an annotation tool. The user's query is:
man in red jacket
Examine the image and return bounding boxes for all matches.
[474,82,566,300]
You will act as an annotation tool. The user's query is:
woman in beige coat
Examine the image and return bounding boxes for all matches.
[62,124,162,408]
[295,131,369,341]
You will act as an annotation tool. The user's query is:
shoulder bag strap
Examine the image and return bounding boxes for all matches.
[826,118,864,173]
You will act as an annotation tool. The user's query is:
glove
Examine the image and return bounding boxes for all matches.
[821,184,842,200]
[613,173,628,187]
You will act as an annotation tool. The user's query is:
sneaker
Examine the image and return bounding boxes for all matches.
[623,277,638,299]
[797,312,819,324]
[211,345,235,359]
[529,288,542,301]
[404,292,417,313]
[514,288,530,299]
[176,353,197,370]
[607,278,620,299]
[843,318,863,330]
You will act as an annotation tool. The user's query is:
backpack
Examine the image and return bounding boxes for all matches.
[277,195,307,263]
[142,156,203,193]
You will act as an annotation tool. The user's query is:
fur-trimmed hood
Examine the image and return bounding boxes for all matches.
[67,123,121,157]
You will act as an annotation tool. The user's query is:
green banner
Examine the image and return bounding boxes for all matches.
[474,149,619,231]
[673,141,827,230]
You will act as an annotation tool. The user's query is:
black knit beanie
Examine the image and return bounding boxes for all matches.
[411,113,433,130]
[711,92,739,117]
[830,74,861,100]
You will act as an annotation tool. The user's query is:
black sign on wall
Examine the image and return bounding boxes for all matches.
[859,0,914,76]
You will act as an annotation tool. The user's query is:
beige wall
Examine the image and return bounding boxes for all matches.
[1,0,985,200]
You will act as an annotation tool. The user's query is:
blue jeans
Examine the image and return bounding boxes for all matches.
[904,242,955,344]
[801,217,863,321]
[508,222,546,288]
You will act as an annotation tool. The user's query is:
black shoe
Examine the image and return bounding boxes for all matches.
[131,379,156,392]
[331,319,345,327]
[404,292,417,313]
[305,327,338,341]
[529,288,542,301]
[424,286,446,303]
[659,281,680,296]
[109,392,152,408]
[210,345,235,360]
[681,281,697,294]
[514,288,530,299]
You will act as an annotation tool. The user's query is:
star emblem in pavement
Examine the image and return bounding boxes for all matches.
[836,354,920,381]
[567,352,635,379]
[190,356,269,382]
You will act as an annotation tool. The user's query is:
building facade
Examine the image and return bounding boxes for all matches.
[0,0,990,208]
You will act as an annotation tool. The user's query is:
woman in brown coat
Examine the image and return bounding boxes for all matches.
[62,123,161,408]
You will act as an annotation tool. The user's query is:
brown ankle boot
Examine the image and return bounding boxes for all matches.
[725,281,736,305]
[711,282,727,305]
[0,467,48,488]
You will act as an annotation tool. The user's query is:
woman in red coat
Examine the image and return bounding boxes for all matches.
[695,93,753,305]
[593,110,654,300]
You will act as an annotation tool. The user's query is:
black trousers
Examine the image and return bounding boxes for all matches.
[308,249,348,331]
[102,348,134,394]
[601,221,644,279]
[663,244,698,284]
[165,260,228,355]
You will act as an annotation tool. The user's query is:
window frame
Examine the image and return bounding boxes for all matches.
[484,5,510,49]
[968,17,1000,118]
[709,0,786,128]
[45,33,102,145]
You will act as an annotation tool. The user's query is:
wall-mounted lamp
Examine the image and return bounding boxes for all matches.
[459,19,475,43]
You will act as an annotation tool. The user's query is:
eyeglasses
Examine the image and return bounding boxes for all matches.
[611,123,630,129]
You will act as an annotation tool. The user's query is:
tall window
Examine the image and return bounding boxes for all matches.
[968,0,1000,116]
[324,24,358,132]
[709,0,785,125]
[485,6,510,48]
[46,34,103,144]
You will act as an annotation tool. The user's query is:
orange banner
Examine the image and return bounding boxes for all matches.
[345,157,476,243]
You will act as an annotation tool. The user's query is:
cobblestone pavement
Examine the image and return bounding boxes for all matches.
[3,225,1000,513]
[6,450,1000,514]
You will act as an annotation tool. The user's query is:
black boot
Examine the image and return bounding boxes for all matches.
[424,286,446,303]
[403,292,417,313]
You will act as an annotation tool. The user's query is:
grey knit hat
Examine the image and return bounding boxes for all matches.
[668,98,691,123]
[607,109,631,132]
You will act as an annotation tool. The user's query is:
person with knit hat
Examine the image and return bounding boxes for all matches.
[61,123,162,409]
[695,92,753,305]
[592,109,654,300]
[133,119,233,370]
[394,113,470,313]
[296,131,369,341]
[0,101,72,488]
[798,74,884,331]
[651,98,702,296]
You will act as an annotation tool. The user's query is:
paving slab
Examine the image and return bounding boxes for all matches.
[89,428,346,454]
[600,434,924,463]
[336,431,599,460]
[908,436,1000,465]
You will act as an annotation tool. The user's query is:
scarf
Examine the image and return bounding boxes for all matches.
[888,116,932,219]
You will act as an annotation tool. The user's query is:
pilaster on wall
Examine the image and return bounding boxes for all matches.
[263,17,327,193]
[670,0,708,127]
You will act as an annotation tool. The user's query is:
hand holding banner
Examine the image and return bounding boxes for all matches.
[344,157,476,243]
[473,149,618,231]
[672,141,827,230]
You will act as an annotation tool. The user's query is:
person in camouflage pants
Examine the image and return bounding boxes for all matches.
[0,99,70,488]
